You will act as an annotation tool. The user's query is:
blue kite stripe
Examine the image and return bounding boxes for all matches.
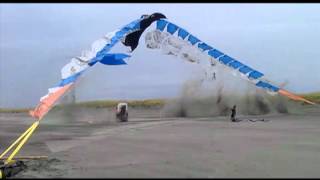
[256,81,279,92]
[100,58,127,65]
[58,71,83,87]
[88,18,142,66]
[162,20,265,81]
[187,35,200,45]
[198,43,213,51]
[239,65,253,74]
[228,60,244,69]
[99,53,130,65]
[178,28,189,39]
[219,55,234,65]
[248,70,264,79]
[156,20,167,31]
[269,85,280,92]
[208,49,224,59]
[167,23,179,35]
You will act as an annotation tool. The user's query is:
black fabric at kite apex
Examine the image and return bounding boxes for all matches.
[123,13,167,51]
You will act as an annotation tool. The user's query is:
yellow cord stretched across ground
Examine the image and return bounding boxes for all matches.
[0,122,36,159]
[0,121,40,165]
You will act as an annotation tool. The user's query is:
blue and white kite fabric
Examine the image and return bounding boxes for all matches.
[30,13,167,120]
[146,19,279,93]
[30,12,315,120]
[144,18,314,105]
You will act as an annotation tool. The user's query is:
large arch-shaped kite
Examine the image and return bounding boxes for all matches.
[29,12,315,121]
[0,13,316,174]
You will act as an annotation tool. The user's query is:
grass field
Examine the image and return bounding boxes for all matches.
[75,99,165,108]
[300,92,320,104]
[1,92,319,113]
[0,99,166,113]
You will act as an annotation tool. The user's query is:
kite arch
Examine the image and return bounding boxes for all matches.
[1,12,316,168]
[29,12,315,121]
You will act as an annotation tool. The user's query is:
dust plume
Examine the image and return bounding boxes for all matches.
[162,69,297,118]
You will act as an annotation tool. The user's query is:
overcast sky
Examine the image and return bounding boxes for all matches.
[1,3,320,108]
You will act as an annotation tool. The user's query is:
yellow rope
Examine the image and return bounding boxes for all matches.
[0,122,37,159]
[1,121,40,165]
[5,121,39,165]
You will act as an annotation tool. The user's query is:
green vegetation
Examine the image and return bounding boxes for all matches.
[300,92,320,104]
[0,108,32,113]
[0,99,166,113]
[75,99,165,108]
[1,92,319,114]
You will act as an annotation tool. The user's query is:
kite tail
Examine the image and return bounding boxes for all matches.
[278,89,316,105]
[29,83,74,120]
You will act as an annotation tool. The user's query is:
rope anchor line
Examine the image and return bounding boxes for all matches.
[0,121,40,165]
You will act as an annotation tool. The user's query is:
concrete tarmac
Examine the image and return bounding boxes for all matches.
[1,106,320,178]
